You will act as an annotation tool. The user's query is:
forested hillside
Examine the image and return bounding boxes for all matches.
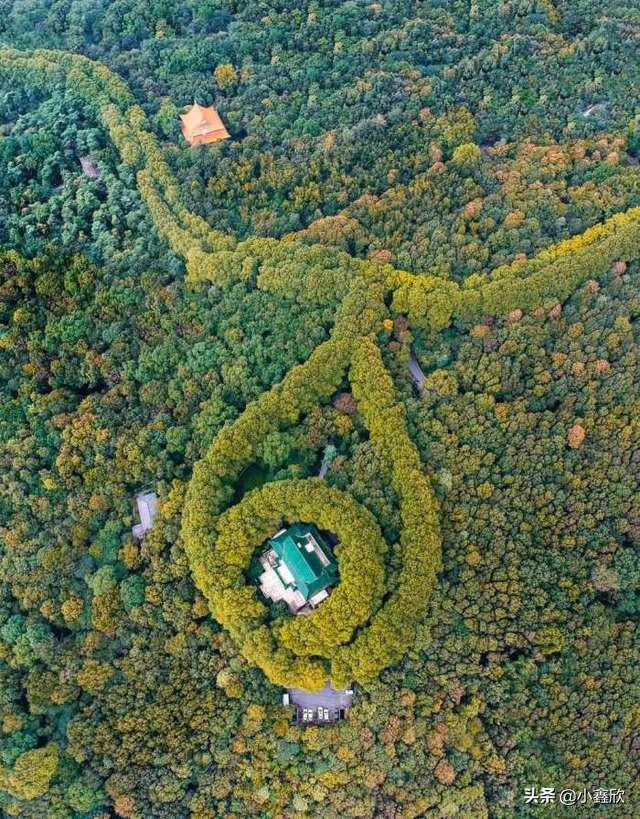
[1,2,639,817]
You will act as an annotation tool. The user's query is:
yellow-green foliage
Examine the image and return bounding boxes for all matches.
[181,305,442,686]
[390,206,640,330]
[0,48,236,280]
[333,336,442,682]
[0,744,58,800]
[390,270,461,331]
[4,46,639,316]
[209,479,387,683]
[456,205,640,319]
[182,335,353,607]
[8,46,640,692]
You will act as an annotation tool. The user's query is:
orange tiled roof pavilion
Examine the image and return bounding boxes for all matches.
[180,102,230,146]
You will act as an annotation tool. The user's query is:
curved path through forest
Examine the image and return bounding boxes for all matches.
[3,46,640,690]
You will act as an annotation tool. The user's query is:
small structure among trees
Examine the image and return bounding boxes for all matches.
[180,102,230,146]
[132,492,157,539]
[286,682,353,725]
[258,523,338,614]
[78,155,99,179]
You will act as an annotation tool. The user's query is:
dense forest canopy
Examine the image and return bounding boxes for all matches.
[0,1,639,817]
[3,0,640,268]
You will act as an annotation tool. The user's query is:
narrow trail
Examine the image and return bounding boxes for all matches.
[408,350,426,387]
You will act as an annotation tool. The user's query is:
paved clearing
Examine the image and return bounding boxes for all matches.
[288,682,353,713]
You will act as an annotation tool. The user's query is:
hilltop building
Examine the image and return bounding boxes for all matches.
[258,523,338,614]
[180,102,230,146]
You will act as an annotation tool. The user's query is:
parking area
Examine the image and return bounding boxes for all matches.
[287,682,353,725]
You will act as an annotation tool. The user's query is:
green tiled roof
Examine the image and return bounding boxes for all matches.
[270,523,338,600]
